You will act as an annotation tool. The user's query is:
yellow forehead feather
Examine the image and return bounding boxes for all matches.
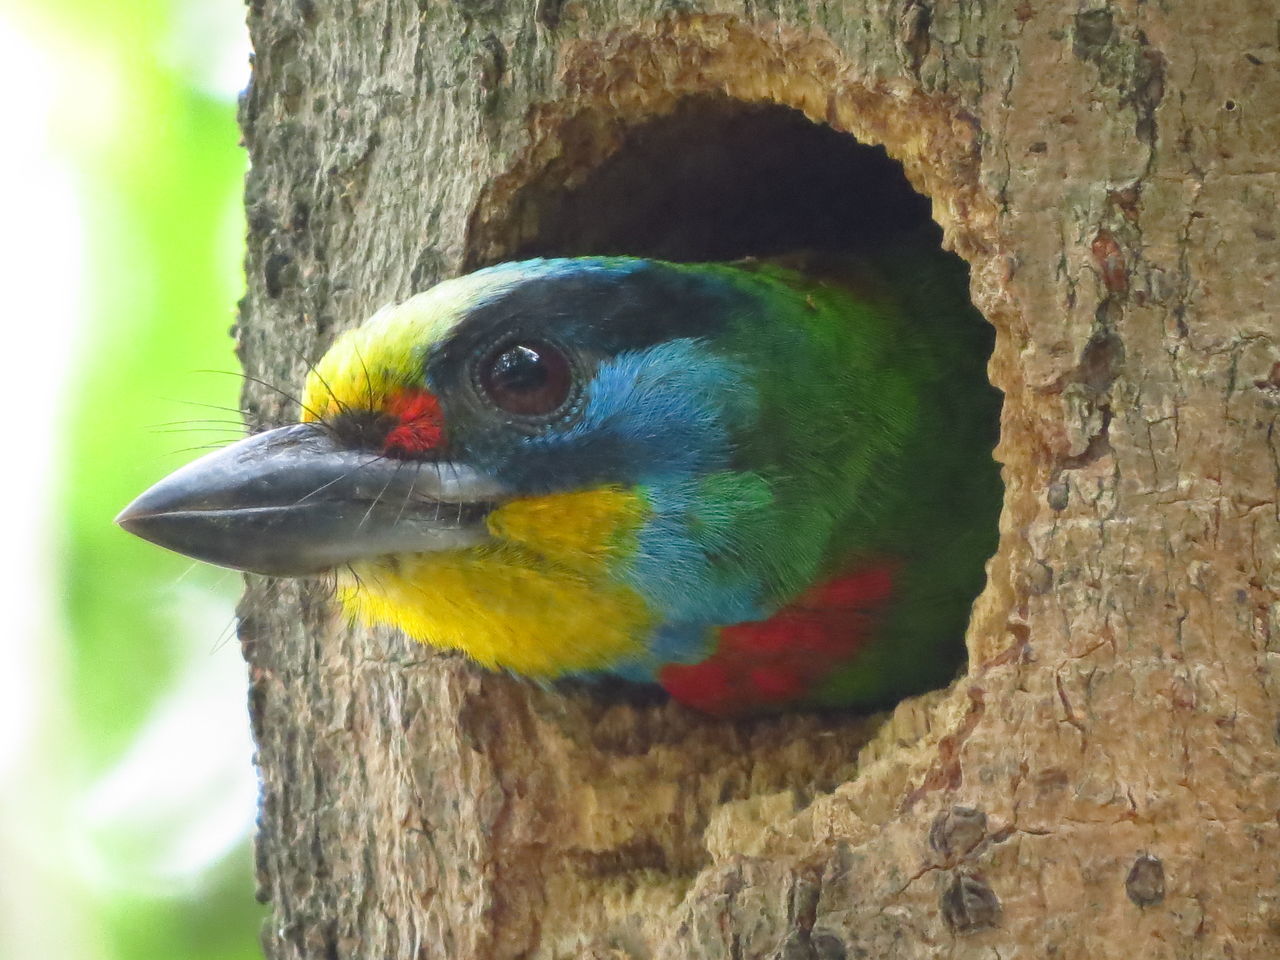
[302,267,525,419]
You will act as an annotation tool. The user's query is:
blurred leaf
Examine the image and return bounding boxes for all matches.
[4,0,266,958]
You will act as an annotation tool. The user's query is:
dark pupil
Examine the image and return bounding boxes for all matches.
[482,341,571,416]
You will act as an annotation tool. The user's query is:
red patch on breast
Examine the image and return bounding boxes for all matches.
[384,389,445,455]
[658,564,896,716]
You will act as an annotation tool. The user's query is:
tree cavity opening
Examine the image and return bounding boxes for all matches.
[465,95,1002,707]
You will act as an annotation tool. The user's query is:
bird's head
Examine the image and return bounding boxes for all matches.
[119,258,791,679]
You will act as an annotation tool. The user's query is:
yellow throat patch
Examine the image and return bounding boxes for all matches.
[334,487,653,678]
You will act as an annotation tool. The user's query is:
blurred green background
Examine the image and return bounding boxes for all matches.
[0,1,262,958]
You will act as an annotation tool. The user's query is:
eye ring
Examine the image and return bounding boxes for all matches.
[475,337,578,421]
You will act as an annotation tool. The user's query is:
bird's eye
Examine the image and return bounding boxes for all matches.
[479,339,574,417]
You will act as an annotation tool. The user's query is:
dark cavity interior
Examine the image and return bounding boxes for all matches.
[469,97,939,266]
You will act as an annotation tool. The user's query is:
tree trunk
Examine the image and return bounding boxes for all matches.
[236,1,1279,957]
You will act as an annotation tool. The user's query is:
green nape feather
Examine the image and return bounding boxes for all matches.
[673,246,1001,710]
[769,248,1001,707]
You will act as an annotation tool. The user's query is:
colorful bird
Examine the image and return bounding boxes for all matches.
[118,251,1000,715]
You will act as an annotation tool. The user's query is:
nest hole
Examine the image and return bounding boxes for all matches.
[466,95,999,718]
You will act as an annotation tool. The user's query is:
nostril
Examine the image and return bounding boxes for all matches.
[323,408,400,452]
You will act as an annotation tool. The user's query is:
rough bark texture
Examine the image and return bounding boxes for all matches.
[236,1,1279,957]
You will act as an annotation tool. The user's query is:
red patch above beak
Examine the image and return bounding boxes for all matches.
[383,389,446,455]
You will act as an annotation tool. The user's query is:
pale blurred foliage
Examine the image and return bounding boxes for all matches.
[0,2,262,958]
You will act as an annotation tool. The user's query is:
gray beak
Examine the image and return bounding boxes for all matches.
[116,423,506,576]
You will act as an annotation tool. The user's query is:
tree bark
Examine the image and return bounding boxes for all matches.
[237,1,1279,957]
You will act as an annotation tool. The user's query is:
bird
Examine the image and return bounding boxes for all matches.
[117,249,1001,716]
